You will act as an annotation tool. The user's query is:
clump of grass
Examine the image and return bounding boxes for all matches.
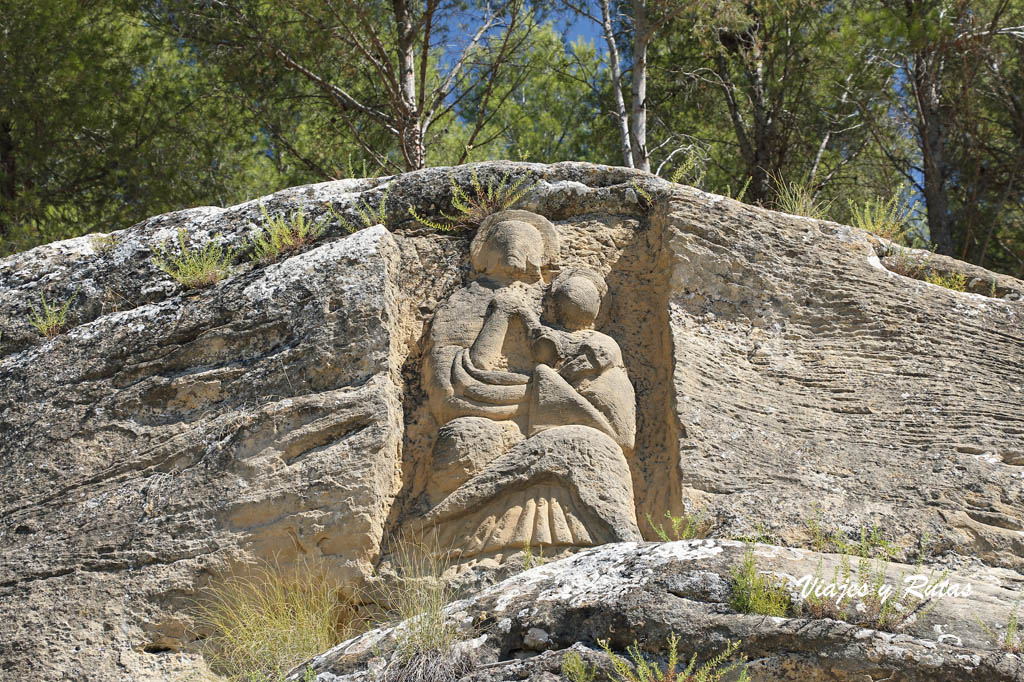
[729,543,791,617]
[1007,600,1022,653]
[91,232,120,256]
[152,228,234,289]
[409,169,535,231]
[769,171,831,220]
[562,650,597,682]
[848,192,913,244]
[977,598,1022,654]
[648,508,715,541]
[993,598,1021,654]
[374,537,471,682]
[599,633,749,682]
[805,511,896,561]
[27,292,75,338]
[925,270,967,292]
[250,205,327,265]
[192,558,356,682]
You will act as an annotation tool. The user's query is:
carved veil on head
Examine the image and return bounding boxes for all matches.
[470,210,559,282]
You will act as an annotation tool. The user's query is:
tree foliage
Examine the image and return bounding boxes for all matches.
[0,0,284,256]
[2,0,1023,277]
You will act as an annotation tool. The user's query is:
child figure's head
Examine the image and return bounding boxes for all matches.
[546,267,608,331]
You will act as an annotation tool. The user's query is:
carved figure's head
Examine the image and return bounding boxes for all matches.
[547,267,608,331]
[471,210,558,283]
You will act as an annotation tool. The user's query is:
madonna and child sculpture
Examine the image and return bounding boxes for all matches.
[410,210,642,558]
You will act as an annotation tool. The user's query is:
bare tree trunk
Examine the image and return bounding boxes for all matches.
[913,53,954,256]
[746,30,774,204]
[0,120,14,239]
[394,0,425,170]
[600,0,632,168]
[629,0,651,171]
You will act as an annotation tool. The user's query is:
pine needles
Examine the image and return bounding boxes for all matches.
[409,169,535,231]
[152,228,234,289]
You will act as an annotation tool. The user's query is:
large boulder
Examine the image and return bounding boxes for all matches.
[299,540,1024,682]
[1,162,1022,681]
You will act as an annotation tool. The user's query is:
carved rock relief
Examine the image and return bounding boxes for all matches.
[408,210,642,558]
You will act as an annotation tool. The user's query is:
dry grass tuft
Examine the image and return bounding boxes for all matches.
[374,537,471,682]
[192,557,356,682]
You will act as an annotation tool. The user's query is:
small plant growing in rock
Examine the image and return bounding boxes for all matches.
[977,598,1022,654]
[729,542,791,617]
[408,168,535,231]
[669,147,708,187]
[27,292,74,338]
[521,541,546,570]
[725,176,751,203]
[848,192,913,245]
[925,270,967,292]
[884,244,931,279]
[857,562,941,633]
[631,179,654,207]
[348,183,392,229]
[599,633,749,682]
[250,205,327,265]
[192,557,356,682]
[562,649,597,682]
[91,232,120,256]
[152,228,234,289]
[1008,600,1022,653]
[769,170,831,220]
[648,508,714,541]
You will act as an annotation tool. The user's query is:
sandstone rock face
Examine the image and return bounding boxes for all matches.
[1,162,1022,681]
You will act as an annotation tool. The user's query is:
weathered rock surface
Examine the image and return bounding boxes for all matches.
[297,540,1024,682]
[1,161,1022,681]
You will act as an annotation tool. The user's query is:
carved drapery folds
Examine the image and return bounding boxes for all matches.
[414,210,640,558]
